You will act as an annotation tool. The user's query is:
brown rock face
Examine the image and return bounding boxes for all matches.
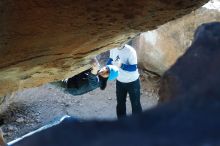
[0,0,208,98]
[133,7,220,75]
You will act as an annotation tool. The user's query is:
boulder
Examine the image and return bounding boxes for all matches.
[133,7,220,75]
[159,22,220,102]
[0,0,208,99]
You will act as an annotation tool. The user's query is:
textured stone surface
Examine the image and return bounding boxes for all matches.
[0,0,208,98]
[133,7,220,75]
[159,22,220,102]
[8,22,220,146]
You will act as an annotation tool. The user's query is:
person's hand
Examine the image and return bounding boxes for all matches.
[90,58,100,75]
[91,64,99,74]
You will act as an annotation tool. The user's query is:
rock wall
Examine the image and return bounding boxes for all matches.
[0,0,208,100]
[159,22,220,102]
[133,7,220,75]
[8,22,220,146]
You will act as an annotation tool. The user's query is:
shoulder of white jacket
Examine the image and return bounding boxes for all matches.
[112,47,118,50]
[125,44,137,54]
[124,44,134,50]
[110,48,118,52]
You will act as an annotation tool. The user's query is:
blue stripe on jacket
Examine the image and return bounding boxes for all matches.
[121,64,137,72]
[106,58,137,72]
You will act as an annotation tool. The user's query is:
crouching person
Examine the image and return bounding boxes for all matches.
[52,58,119,95]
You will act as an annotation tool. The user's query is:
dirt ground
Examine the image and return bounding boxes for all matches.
[0,70,160,142]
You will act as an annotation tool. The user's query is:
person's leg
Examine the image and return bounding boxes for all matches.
[128,78,142,115]
[116,80,127,119]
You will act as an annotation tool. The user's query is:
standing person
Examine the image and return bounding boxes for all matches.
[107,44,142,118]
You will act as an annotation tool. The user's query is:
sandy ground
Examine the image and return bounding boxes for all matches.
[0,70,160,142]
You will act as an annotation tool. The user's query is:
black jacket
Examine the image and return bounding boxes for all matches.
[64,69,99,95]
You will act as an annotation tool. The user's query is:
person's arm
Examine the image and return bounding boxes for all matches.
[82,58,100,92]
[120,47,138,72]
[107,49,115,65]
[106,58,113,65]
[87,72,100,89]
[120,64,137,71]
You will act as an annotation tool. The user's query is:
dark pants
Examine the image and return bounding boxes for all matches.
[116,78,142,118]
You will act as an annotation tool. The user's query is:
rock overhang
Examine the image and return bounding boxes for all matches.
[0,0,209,99]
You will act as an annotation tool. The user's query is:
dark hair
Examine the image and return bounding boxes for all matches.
[98,75,108,90]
